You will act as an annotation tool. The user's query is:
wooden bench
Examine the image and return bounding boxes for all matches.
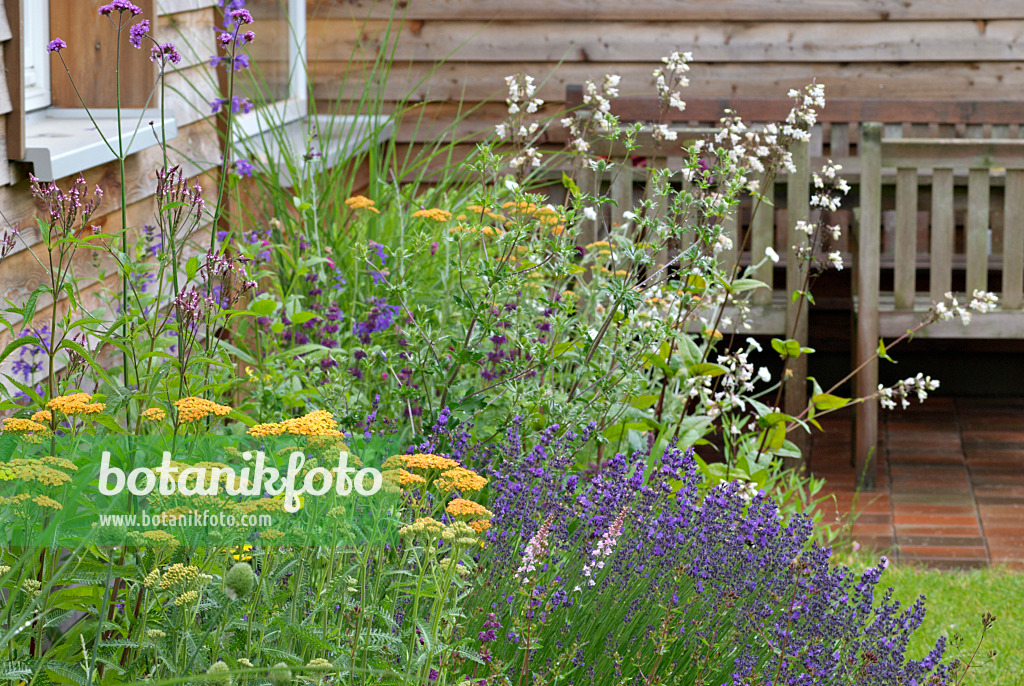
[565,87,1024,470]
[854,123,1024,489]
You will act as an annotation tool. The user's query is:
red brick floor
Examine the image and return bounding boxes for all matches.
[810,397,1024,569]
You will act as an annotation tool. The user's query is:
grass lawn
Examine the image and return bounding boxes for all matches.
[841,553,1024,685]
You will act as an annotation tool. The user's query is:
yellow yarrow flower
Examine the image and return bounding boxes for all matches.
[2,418,49,433]
[174,397,232,422]
[46,393,105,415]
[446,498,493,519]
[141,407,167,421]
[437,467,488,493]
[398,469,426,486]
[412,208,453,222]
[397,453,460,471]
[31,410,52,423]
[345,195,381,214]
[32,494,62,510]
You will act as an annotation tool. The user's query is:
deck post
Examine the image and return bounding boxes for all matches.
[785,138,810,472]
[855,123,882,490]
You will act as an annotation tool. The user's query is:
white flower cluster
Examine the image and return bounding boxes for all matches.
[497,74,546,170]
[561,75,622,159]
[505,74,543,115]
[932,290,999,326]
[652,123,678,143]
[791,160,851,267]
[653,51,692,111]
[811,161,849,211]
[877,373,940,410]
[783,83,825,143]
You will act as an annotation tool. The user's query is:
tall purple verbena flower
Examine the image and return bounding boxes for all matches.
[98,1,143,15]
[46,38,67,53]
[150,42,182,64]
[128,19,149,48]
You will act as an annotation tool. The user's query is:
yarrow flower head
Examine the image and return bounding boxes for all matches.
[173,396,232,422]
[412,208,453,222]
[46,38,67,53]
[141,407,166,421]
[446,498,493,519]
[345,195,380,214]
[46,393,106,416]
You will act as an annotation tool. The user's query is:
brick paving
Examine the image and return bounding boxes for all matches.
[810,397,1024,569]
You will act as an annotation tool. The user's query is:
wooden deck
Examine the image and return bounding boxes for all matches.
[811,397,1024,569]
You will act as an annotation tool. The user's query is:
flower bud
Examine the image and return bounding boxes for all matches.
[269,663,291,686]
[206,661,232,686]
[224,562,255,601]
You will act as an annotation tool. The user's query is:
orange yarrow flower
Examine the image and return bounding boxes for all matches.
[446,498,493,519]
[46,393,105,415]
[174,397,232,422]
[399,453,460,471]
[141,407,167,421]
[345,195,381,214]
[412,208,452,222]
[437,467,488,493]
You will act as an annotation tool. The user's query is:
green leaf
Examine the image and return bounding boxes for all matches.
[878,338,896,363]
[811,393,850,411]
[228,409,257,428]
[562,172,580,197]
[770,338,802,359]
[251,299,278,317]
[186,255,199,281]
[91,414,126,434]
[688,362,727,377]
[629,394,659,410]
[678,335,702,368]
[19,285,48,328]
[0,336,41,365]
[643,352,671,374]
[731,278,769,293]
[291,311,316,325]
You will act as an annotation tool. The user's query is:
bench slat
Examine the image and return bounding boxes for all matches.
[929,168,955,302]
[966,168,991,294]
[570,95,1024,126]
[895,168,919,309]
[1004,170,1024,309]
[883,138,1024,169]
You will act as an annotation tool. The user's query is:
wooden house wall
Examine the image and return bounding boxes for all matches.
[0,1,220,373]
[307,0,1024,144]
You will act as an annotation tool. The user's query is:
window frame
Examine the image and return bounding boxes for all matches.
[231,0,307,141]
[22,0,50,112]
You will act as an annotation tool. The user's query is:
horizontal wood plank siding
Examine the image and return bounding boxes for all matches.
[309,2,1024,143]
[312,1,1024,22]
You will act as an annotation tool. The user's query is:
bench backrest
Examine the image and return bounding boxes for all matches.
[859,122,1024,312]
[567,86,1024,170]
